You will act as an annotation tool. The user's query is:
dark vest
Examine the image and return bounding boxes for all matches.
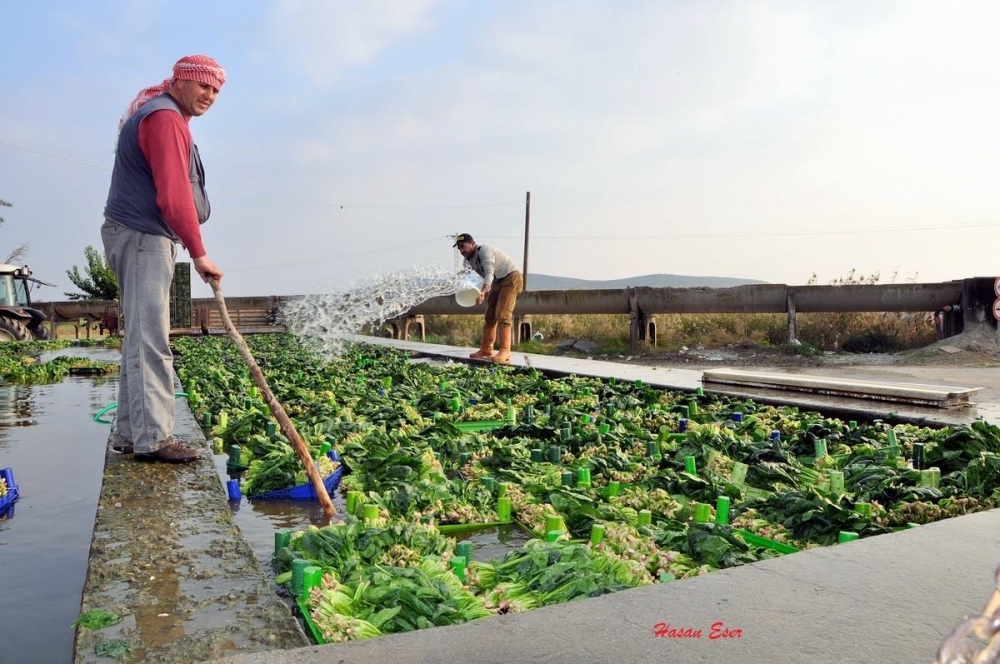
[104,93,210,239]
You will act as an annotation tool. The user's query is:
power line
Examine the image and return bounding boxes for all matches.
[227,237,447,273]
[0,140,111,171]
[3,139,996,240]
[0,139,521,210]
[490,220,1000,241]
[206,186,520,209]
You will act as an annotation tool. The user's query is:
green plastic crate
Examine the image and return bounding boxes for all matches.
[297,596,327,645]
[734,529,800,555]
[436,521,505,534]
[451,420,508,432]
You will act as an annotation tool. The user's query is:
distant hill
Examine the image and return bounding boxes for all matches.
[523,273,769,290]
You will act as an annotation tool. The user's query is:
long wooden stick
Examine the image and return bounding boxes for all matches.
[210,278,336,518]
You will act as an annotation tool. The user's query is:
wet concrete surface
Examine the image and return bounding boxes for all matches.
[73,371,308,663]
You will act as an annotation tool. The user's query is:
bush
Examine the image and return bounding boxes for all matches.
[841,329,902,354]
[414,309,935,356]
[779,341,823,357]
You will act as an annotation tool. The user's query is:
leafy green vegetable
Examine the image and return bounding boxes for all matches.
[72,608,123,629]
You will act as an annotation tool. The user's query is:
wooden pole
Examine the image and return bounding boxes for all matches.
[209,279,336,518]
[522,191,531,290]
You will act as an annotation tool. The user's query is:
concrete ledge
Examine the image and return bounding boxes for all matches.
[703,368,982,408]
[74,393,307,663]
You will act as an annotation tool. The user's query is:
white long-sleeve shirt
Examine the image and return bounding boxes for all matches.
[464,245,518,286]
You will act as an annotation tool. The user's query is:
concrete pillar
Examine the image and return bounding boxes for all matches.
[628,288,640,351]
[637,315,656,347]
[408,315,426,342]
[386,314,425,341]
[515,314,532,344]
[960,277,995,336]
[787,288,797,343]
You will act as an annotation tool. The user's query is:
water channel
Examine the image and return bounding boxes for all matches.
[0,346,546,662]
[0,347,341,663]
[0,348,120,664]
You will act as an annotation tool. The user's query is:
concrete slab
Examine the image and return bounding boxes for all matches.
[702,368,983,408]
[74,390,308,663]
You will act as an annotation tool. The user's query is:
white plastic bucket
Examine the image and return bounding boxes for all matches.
[455,286,481,307]
[455,273,483,307]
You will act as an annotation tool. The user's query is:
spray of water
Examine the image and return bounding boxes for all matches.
[282,265,481,358]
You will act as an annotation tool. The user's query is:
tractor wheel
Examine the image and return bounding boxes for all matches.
[0,317,32,342]
[30,325,49,341]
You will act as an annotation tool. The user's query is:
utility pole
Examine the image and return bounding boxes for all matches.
[522,191,531,290]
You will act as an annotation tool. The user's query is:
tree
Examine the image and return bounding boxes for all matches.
[66,245,118,300]
[0,199,30,264]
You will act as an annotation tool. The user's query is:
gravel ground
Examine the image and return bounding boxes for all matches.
[599,326,1000,390]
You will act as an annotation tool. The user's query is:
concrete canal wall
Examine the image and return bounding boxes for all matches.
[73,388,307,663]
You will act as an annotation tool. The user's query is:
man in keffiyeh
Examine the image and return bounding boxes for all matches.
[102,55,227,463]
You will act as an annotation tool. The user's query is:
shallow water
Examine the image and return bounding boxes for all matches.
[0,349,120,664]
[449,524,534,564]
[0,345,329,662]
[213,452,349,569]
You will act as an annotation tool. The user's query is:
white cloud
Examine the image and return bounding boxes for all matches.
[266,0,439,85]
[7,1,1000,296]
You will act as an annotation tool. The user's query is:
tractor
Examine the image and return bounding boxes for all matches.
[0,264,55,341]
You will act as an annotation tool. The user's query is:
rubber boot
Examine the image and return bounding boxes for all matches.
[470,325,497,359]
[491,326,513,364]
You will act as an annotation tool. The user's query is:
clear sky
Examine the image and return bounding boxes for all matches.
[2,1,999,298]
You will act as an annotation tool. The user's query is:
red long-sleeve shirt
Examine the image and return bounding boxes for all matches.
[137,111,207,259]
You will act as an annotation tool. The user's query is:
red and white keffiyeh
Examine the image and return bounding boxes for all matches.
[118,55,226,130]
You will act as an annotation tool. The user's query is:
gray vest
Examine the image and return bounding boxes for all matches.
[104,94,210,239]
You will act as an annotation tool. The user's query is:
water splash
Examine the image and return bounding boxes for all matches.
[282,265,481,357]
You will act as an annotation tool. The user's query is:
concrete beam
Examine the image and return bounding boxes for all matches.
[702,369,982,408]
[793,282,963,313]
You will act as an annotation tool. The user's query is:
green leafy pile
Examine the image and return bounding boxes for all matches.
[169,335,1000,644]
[469,539,647,612]
[277,519,488,641]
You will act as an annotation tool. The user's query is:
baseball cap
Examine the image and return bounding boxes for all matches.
[453,233,474,247]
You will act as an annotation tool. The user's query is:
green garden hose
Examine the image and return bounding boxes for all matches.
[92,392,188,425]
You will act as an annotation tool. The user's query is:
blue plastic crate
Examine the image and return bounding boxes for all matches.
[0,467,19,516]
[250,450,344,500]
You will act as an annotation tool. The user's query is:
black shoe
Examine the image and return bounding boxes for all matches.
[111,436,133,454]
[134,439,201,464]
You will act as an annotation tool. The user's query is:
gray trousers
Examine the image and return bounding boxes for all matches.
[101,219,177,453]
